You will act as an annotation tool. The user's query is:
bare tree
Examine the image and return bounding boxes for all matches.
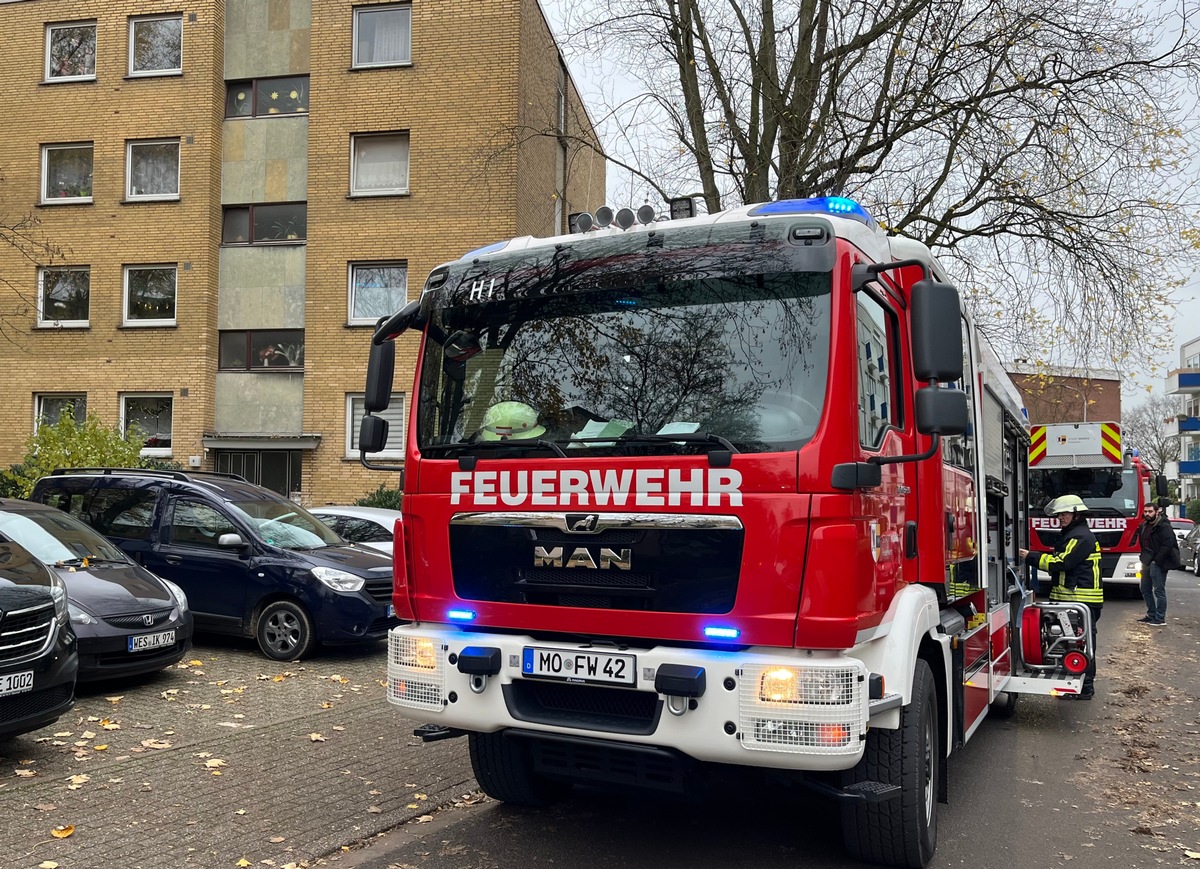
[1123,393,1182,472]
[543,0,1200,374]
[0,190,66,346]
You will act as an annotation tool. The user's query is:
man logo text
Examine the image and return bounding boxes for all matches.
[533,546,632,570]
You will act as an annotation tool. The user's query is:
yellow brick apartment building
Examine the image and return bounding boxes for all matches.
[0,0,605,502]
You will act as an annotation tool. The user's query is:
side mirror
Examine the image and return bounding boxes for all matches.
[218,533,248,550]
[365,340,395,413]
[372,299,422,345]
[911,279,963,382]
[1155,475,1169,498]
[359,414,389,454]
[916,386,969,435]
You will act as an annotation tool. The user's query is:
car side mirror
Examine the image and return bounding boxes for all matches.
[218,533,248,550]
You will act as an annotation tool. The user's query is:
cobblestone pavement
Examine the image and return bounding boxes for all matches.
[0,637,478,869]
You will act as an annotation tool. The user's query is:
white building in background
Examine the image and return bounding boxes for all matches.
[1166,335,1200,512]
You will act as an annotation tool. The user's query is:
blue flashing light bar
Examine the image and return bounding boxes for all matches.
[447,609,477,622]
[459,240,507,260]
[703,626,741,640]
[748,196,877,228]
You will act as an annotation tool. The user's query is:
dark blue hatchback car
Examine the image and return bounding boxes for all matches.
[32,469,398,661]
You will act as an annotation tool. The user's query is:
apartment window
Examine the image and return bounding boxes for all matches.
[124,265,177,326]
[42,144,93,202]
[225,76,309,117]
[127,139,180,200]
[123,394,173,454]
[46,21,96,81]
[129,14,182,76]
[352,5,412,68]
[222,203,307,244]
[349,263,407,324]
[351,133,409,196]
[36,394,87,429]
[348,393,405,457]
[219,330,305,370]
[38,267,90,327]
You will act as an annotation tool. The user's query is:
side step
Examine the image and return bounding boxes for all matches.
[413,724,465,742]
[803,776,901,803]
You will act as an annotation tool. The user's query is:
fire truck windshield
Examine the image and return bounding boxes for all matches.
[1028,466,1142,517]
[415,273,831,456]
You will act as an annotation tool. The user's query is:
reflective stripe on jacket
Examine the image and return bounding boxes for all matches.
[1026,517,1103,605]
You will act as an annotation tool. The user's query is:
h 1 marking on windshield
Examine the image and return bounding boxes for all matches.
[469,278,498,301]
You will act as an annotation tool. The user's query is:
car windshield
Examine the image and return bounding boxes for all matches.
[416,274,831,456]
[0,509,130,565]
[1173,519,1194,530]
[227,498,341,549]
[1028,467,1143,518]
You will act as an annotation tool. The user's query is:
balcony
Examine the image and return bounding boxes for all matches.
[1166,415,1200,438]
[1166,369,1200,395]
[1182,460,1200,477]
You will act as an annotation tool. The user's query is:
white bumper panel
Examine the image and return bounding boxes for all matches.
[387,626,870,771]
[1105,554,1141,586]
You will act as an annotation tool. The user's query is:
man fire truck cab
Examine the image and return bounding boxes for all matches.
[1026,422,1169,589]
[359,197,1092,868]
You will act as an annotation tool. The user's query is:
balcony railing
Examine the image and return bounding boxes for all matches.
[1166,369,1200,395]
[1166,415,1200,438]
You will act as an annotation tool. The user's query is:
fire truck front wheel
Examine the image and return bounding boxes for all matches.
[841,659,938,868]
[468,731,569,808]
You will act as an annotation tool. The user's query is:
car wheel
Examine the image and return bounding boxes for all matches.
[256,600,316,661]
[1194,554,1200,576]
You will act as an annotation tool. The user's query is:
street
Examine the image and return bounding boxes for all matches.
[2,573,1199,869]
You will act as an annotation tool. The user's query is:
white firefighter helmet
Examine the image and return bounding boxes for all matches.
[1044,494,1088,516]
[479,401,546,441]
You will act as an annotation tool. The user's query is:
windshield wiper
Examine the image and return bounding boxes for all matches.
[613,432,739,452]
[423,439,568,458]
[55,556,128,568]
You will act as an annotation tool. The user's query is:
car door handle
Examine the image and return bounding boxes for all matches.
[164,555,182,565]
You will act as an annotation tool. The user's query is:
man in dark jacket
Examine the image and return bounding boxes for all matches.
[1019,495,1103,699]
[1137,498,1182,626]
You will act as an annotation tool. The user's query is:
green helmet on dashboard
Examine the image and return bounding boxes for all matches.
[479,401,546,441]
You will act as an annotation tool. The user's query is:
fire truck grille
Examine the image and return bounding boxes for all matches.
[504,680,661,735]
[450,523,742,614]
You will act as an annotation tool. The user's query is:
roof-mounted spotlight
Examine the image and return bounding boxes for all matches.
[615,207,636,230]
[594,206,614,228]
[668,196,697,220]
[636,204,656,225]
[572,211,594,233]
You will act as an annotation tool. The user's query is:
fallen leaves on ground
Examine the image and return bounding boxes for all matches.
[141,739,172,750]
[50,824,74,838]
[309,733,325,742]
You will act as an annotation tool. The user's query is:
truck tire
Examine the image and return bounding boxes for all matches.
[255,600,316,661]
[990,690,1019,719]
[468,731,567,807]
[841,659,938,868]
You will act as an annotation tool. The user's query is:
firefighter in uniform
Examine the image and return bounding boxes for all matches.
[1019,495,1103,699]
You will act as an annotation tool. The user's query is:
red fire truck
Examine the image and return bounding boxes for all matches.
[1026,422,1167,588]
[360,198,1092,868]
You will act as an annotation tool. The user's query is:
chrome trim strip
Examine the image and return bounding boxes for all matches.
[449,511,744,533]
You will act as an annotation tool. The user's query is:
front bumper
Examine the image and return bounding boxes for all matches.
[1105,554,1142,586]
[386,625,871,772]
[0,623,77,739]
[74,614,194,681]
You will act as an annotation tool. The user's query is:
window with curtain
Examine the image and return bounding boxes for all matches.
[127,139,180,199]
[43,144,93,202]
[349,263,408,323]
[353,5,412,67]
[123,394,173,453]
[124,265,177,325]
[351,133,409,195]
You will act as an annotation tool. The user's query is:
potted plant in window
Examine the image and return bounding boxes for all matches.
[270,216,302,240]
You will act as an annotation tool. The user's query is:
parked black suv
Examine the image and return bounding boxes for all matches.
[32,469,397,661]
[0,540,77,740]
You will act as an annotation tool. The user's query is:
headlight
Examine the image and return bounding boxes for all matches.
[1132,560,1143,571]
[68,601,97,625]
[49,574,69,626]
[312,567,365,592]
[759,666,854,705]
[160,578,189,613]
[394,636,438,670]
